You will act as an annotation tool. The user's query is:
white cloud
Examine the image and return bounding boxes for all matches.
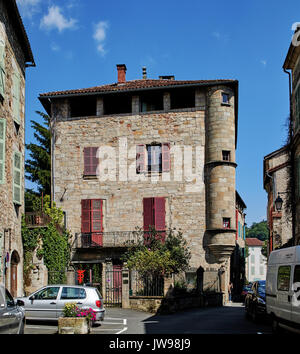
[93,21,108,55]
[17,0,41,18]
[40,6,77,32]
[260,59,267,67]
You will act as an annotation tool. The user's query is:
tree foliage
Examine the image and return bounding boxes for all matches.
[122,227,191,277]
[245,220,269,241]
[25,111,51,196]
[22,195,71,285]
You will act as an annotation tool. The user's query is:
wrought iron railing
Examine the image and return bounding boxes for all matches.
[25,212,50,228]
[130,271,164,297]
[73,231,143,248]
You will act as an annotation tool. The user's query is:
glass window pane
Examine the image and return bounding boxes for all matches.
[277,266,291,291]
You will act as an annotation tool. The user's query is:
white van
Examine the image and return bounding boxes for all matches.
[266,246,300,333]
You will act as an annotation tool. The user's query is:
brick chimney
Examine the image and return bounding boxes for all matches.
[117,64,127,83]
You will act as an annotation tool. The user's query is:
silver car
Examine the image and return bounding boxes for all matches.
[17,285,105,323]
[0,284,25,334]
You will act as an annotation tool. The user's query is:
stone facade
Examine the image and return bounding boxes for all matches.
[40,66,239,301]
[264,146,293,252]
[0,0,35,296]
[283,27,300,246]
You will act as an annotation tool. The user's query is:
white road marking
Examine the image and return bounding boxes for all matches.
[116,327,128,334]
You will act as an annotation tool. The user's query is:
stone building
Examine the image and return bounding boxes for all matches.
[0,0,35,296]
[245,238,267,282]
[263,146,293,253]
[39,64,239,302]
[230,191,246,299]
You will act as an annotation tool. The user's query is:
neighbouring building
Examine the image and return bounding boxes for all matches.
[282,25,300,246]
[39,64,239,303]
[263,145,293,254]
[230,191,247,300]
[0,0,35,296]
[245,238,267,282]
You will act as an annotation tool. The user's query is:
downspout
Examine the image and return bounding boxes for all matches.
[283,68,296,244]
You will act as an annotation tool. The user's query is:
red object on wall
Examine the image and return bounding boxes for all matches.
[77,270,85,284]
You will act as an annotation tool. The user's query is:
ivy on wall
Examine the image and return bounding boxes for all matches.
[22,195,71,285]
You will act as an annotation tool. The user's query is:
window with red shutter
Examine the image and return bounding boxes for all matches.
[81,199,91,233]
[143,198,154,231]
[81,199,103,246]
[154,197,166,241]
[143,197,166,243]
[84,147,99,176]
[162,143,170,172]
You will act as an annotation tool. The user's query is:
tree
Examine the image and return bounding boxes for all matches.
[245,220,269,241]
[25,111,51,196]
[122,227,191,277]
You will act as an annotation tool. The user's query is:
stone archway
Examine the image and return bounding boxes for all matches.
[10,250,20,297]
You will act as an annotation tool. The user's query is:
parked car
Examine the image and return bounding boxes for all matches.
[241,283,252,301]
[245,280,266,322]
[0,284,25,334]
[17,285,105,324]
[266,246,300,334]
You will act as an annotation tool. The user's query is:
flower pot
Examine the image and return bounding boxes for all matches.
[58,317,90,334]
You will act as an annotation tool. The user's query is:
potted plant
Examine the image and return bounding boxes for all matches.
[58,303,96,334]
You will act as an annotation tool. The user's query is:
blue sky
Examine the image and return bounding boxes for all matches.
[17,0,300,227]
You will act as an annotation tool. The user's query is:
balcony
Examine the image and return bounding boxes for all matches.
[24,212,64,235]
[25,212,51,228]
[73,231,143,248]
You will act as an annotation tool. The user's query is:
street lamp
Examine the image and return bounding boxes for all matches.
[275,194,283,211]
[274,192,289,212]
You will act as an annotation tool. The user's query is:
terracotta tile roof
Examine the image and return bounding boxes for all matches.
[245,238,264,247]
[39,78,237,98]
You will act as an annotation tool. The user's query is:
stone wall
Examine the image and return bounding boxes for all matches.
[0,3,27,296]
[50,84,238,294]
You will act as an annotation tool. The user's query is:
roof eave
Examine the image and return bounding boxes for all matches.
[8,0,35,67]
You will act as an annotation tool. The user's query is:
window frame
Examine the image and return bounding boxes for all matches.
[13,150,22,205]
[221,92,230,105]
[223,217,231,229]
[277,265,291,292]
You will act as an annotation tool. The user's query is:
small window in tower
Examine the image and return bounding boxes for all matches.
[222,92,230,104]
[223,218,231,229]
[222,150,231,161]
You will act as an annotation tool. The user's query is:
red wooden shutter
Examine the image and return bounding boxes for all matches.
[143,197,154,244]
[143,198,154,231]
[91,199,103,246]
[81,199,91,233]
[162,143,170,172]
[84,147,98,175]
[154,197,166,241]
[136,144,146,173]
